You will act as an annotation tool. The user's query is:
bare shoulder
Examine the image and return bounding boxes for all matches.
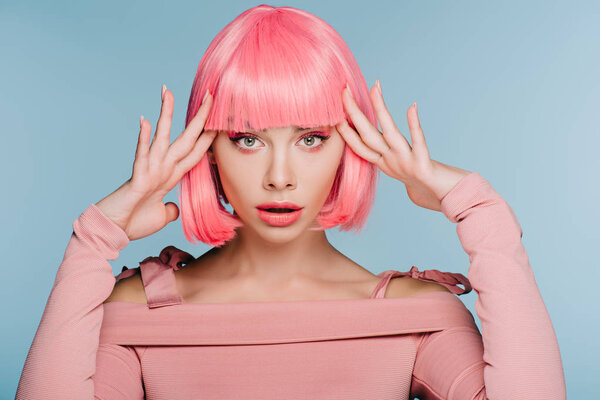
[384,276,452,298]
[103,271,148,304]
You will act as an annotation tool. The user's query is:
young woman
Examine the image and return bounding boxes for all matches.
[16,5,566,399]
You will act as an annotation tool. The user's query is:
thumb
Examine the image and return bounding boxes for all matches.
[165,202,180,223]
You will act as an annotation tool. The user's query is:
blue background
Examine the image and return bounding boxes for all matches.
[1,0,597,397]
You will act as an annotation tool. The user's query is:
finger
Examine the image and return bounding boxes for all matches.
[336,119,382,164]
[133,116,151,174]
[342,86,390,155]
[168,90,213,163]
[149,85,174,160]
[173,129,218,178]
[406,102,430,159]
[135,116,150,159]
[370,81,411,155]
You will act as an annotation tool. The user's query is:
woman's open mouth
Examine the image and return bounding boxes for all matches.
[256,208,303,226]
[256,203,303,226]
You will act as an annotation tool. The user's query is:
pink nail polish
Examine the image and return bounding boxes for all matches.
[345,82,354,99]
[161,84,166,101]
[140,115,144,128]
[376,79,381,94]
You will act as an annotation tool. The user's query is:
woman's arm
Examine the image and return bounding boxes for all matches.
[15,204,144,399]
[336,82,566,398]
[411,172,566,399]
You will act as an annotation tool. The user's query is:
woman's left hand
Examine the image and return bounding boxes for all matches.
[336,81,472,212]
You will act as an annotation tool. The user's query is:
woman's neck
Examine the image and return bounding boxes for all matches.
[213,226,340,284]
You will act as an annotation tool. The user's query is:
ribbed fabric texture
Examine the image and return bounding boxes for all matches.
[15,172,566,399]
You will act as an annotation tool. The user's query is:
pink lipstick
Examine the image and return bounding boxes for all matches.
[256,201,303,227]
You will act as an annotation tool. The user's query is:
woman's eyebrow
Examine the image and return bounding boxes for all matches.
[248,126,326,134]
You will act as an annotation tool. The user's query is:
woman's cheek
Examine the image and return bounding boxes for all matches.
[225,167,251,200]
[214,158,248,209]
[310,157,342,204]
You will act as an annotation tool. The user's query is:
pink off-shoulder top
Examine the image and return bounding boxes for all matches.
[15,172,567,399]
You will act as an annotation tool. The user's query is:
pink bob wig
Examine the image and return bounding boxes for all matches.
[178,4,380,247]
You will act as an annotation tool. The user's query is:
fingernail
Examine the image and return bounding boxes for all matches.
[140,115,144,128]
[413,102,417,111]
[161,84,166,101]
[376,79,381,94]
[202,89,210,104]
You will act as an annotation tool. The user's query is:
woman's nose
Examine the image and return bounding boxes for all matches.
[263,152,297,191]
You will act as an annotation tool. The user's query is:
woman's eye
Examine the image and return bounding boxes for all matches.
[301,135,322,147]
[240,136,259,148]
[229,135,262,150]
[229,133,330,151]
[299,134,331,149]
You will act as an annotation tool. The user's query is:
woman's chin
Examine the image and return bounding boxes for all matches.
[236,215,312,244]
[258,221,306,241]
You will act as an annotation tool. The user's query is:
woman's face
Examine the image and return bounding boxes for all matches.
[206,124,346,243]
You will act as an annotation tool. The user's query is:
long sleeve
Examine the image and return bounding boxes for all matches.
[16,204,145,399]
[410,172,566,399]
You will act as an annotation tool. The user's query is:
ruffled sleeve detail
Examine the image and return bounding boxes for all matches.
[140,245,195,271]
[115,265,139,282]
[124,245,196,309]
[114,245,195,283]
[396,266,472,295]
[373,267,472,298]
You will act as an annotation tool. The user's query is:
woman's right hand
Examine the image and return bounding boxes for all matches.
[95,85,216,241]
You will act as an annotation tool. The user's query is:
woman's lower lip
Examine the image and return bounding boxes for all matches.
[256,208,303,226]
